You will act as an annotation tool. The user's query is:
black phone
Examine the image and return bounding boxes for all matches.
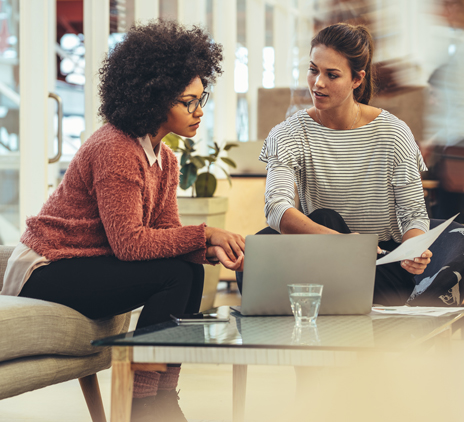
[170,310,229,324]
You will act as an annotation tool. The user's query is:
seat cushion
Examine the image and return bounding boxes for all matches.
[0,349,112,400]
[0,295,128,363]
[0,246,15,290]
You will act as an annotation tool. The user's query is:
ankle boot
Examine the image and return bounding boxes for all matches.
[152,389,187,422]
[131,395,157,422]
[130,390,187,422]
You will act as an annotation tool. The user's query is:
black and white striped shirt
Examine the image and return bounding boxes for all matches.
[259,109,429,243]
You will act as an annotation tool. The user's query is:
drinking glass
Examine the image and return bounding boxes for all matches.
[287,284,323,326]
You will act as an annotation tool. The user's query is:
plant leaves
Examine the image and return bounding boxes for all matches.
[195,172,217,197]
[185,138,195,148]
[218,166,233,187]
[162,133,181,150]
[179,162,197,190]
[220,156,237,168]
[191,156,206,169]
[180,152,189,166]
[175,138,240,196]
[224,143,239,151]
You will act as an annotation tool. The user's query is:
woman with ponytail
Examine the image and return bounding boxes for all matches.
[237,23,434,306]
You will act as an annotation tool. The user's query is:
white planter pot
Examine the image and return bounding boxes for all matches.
[177,196,229,311]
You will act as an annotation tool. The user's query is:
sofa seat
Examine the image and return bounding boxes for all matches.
[0,295,127,362]
[0,294,129,400]
[0,347,113,400]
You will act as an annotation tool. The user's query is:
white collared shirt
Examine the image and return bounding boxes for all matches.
[138,134,163,170]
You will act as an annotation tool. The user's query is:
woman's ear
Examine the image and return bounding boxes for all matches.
[353,70,366,90]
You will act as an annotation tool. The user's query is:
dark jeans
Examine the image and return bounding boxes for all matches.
[20,256,205,330]
[236,208,416,306]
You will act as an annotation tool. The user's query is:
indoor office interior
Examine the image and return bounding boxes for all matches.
[1,0,464,421]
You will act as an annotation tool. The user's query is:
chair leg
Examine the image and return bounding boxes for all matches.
[79,373,107,422]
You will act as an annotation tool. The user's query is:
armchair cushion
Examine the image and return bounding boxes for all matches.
[0,296,128,363]
[0,349,112,400]
[0,246,14,289]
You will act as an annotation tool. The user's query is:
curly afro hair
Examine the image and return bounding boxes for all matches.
[98,20,223,138]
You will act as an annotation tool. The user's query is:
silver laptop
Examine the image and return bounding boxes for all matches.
[233,234,378,316]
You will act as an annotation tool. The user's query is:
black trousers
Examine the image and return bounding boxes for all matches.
[20,256,205,330]
[236,208,416,306]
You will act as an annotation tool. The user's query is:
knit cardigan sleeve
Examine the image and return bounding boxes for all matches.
[147,164,211,264]
[94,177,208,262]
[93,137,209,263]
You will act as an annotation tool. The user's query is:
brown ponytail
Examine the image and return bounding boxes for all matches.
[311,23,376,105]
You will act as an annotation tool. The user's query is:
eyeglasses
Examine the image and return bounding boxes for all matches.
[176,92,209,114]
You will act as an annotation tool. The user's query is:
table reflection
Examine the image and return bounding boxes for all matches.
[95,306,461,352]
[291,324,321,346]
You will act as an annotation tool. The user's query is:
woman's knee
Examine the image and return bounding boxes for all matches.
[309,208,342,222]
[256,226,280,235]
[308,208,350,233]
[165,260,196,288]
[185,262,205,292]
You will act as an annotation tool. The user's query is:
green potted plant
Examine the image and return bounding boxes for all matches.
[163,133,238,197]
[163,133,239,310]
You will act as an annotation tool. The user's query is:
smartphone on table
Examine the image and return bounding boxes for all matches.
[170,308,229,325]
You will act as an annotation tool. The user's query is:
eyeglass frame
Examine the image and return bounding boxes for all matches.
[175,91,210,114]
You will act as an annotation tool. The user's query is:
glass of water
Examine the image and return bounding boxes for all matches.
[288,284,323,326]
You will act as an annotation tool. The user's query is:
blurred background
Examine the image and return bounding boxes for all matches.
[0,0,463,246]
[1,3,464,421]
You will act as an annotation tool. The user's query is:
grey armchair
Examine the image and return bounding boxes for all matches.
[0,245,131,422]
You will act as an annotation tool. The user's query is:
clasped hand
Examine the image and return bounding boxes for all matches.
[205,227,245,272]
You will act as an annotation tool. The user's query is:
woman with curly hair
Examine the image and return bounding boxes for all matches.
[1,20,243,421]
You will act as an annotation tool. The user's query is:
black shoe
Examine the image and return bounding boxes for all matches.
[130,390,187,422]
[131,395,157,422]
[153,389,187,422]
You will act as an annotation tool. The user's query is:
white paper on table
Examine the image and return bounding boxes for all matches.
[371,306,464,317]
[376,213,459,266]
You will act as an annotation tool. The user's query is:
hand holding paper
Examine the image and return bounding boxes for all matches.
[376,214,459,266]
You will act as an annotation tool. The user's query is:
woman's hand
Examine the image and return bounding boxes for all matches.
[207,245,244,271]
[400,229,433,275]
[401,250,433,275]
[205,246,220,262]
[204,227,245,261]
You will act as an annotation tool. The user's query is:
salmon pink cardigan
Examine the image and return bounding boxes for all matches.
[20,124,208,264]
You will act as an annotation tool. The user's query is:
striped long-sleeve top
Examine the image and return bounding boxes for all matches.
[259,109,429,243]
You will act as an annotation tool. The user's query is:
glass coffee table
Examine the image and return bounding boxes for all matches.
[93,306,464,422]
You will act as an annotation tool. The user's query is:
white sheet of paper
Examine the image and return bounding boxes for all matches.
[371,306,464,317]
[376,213,459,266]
